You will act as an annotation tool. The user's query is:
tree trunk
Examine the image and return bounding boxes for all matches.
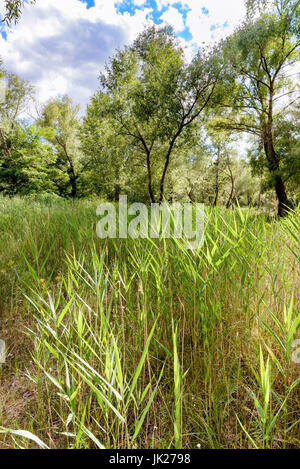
[62,143,78,199]
[0,126,12,159]
[274,174,290,217]
[146,150,155,203]
[226,160,234,209]
[188,179,195,203]
[159,150,171,203]
[69,173,78,198]
[159,134,179,203]
[213,154,220,207]
[264,88,290,217]
[263,140,290,217]
[114,183,121,201]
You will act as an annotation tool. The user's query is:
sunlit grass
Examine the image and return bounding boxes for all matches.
[0,196,299,449]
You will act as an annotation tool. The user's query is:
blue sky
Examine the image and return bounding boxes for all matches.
[115,0,194,40]
[0,0,246,111]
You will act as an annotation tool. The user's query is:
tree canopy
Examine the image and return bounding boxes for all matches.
[0,0,299,215]
[213,0,300,214]
[2,0,36,24]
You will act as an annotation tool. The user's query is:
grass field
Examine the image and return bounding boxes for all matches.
[0,196,299,449]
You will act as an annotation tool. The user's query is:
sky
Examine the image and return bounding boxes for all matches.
[0,0,247,113]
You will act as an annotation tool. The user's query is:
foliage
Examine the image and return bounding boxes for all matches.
[0,5,299,209]
[89,26,223,203]
[214,1,299,215]
[1,0,36,24]
[0,123,58,195]
[38,96,84,198]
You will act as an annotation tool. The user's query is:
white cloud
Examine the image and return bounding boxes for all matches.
[0,0,248,112]
[161,6,185,32]
[180,0,246,45]
[0,0,153,113]
[132,0,147,6]
[156,0,180,10]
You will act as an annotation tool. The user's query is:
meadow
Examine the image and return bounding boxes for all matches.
[0,196,299,449]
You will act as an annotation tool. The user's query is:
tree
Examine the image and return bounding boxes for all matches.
[2,0,36,24]
[95,26,222,203]
[79,97,132,200]
[249,100,300,203]
[0,72,33,120]
[0,123,58,195]
[0,72,34,162]
[275,101,300,198]
[0,70,62,196]
[216,0,299,216]
[38,96,84,198]
[204,130,238,207]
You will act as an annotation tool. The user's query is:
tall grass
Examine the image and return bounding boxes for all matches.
[0,196,299,449]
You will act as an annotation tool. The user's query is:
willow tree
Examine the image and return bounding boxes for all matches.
[0,72,33,161]
[217,0,299,216]
[2,0,36,24]
[93,26,222,203]
[38,96,82,198]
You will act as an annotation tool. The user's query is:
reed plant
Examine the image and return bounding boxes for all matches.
[0,197,299,449]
